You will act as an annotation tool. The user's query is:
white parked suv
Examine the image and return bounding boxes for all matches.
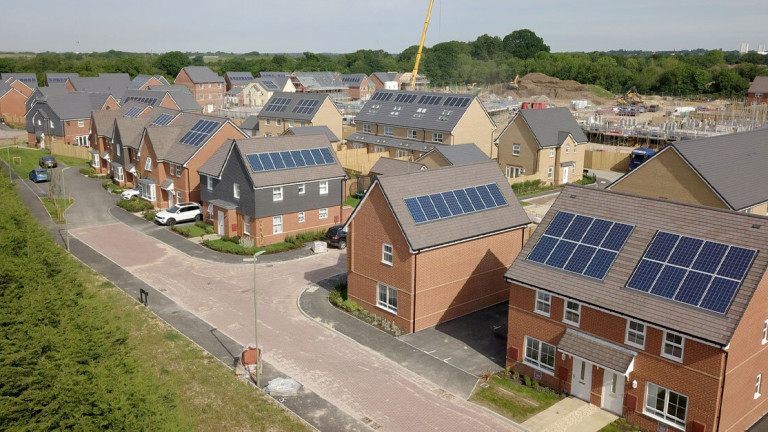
[120,186,141,200]
[154,202,202,226]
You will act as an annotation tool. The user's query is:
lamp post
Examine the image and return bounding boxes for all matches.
[243,250,266,388]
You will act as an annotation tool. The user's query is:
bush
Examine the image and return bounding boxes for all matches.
[334,281,348,301]
[524,376,532,387]
[341,299,359,313]
[143,210,156,222]
[117,197,154,213]
[79,167,96,177]
[511,179,549,195]
[194,220,215,234]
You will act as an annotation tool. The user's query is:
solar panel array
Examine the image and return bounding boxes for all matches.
[123,106,144,118]
[626,231,756,314]
[527,211,634,280]
[230,75,253,81]
[371,92,393,101]
[179,119,219,146]
[394,93,418,103]
[404,183,507,224]
[261,80,279,90]
[245,147,335,173]
[292,99,319,114]
[19,77,37,85]
[124,96,158,106]
[263,97,290,112]
[443,96,471,107]
[418,95,443,105]
[341,76,361,83]
[49,77,69,83]
[150,113,174,127]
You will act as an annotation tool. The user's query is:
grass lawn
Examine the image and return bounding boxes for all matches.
[587,84,614,99]
[343,195,361,208]
[470,376,562,423]
[599,417,641,431]
[0,146,89,178]
[520,201,531,206]
[41,197,73,224]
[173,222,216,238]
[203,238,296,255]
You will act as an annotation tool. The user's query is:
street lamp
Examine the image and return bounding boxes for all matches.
[243,250,266,388]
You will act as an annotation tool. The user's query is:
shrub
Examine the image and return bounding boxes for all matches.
[512,371,520,381]
[392,324,402,337]
[504,366,512,377]
[512,179,550,195]
[533,381,540,390]
[382,319,391,331]
[117,197,154,213]
[365,316,372,323]
[79,167,96,176]
[334,281,348,301]
[329,288,343,306]
[352,310,361,318]
[143,210,156,222]
[102,180,113,190]
[524,376,532,387]
[341,299,359,312]
[194,221,215,235]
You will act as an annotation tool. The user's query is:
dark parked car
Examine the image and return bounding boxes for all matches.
[325,225,347,249]
[39,155,57,168]
[29,168,50,183]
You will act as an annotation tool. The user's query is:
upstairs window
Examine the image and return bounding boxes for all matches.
[363,124,371,133]
[144,157,152,171]
[319,181,328,195]
[661,331,684,362]
[535,291,551,316]
[626,320,646,349]
[233,183,240,199]
[432,132,443,143]
[384,126,393,136]
[408,129,417,139]
[563,300,581,326]
[513,144,520,156]
[273,187,283,202]
[382,243,393,265]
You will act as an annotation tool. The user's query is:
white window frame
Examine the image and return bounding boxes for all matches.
[565,145,570,154]
[396,149,408,158]
[298,183,305,195]
[207,176,213,191]
[319,208,328,219]
[276,119,282,126]
[563,300,581,326]
[144,157,152,171]
[373,145,386,153]
[506,166,522,179]
[176,190,182,204]
[376,282,398,314]
[265,118,270,125]
[363,124,371,133]
[141,183,156,201]
[272,215,283,234]
[625,320,646,349]
[233,183,240,199]
[169,163,175,177]
[50,120,54,128]
[756,374,762,399]
[524,336,556,374]
[116,144,121,157]
[174,163,182,178]
[319,181,328,195]
[207,203,213,218]
[382,243,393,265]
[661,330,684,362]
[407,129,417,139]
[114,165,124,182]
[534,291,551,316]
[549,148,555,157]
[547,167,553,179]
[432,132,443,143]
[273,186,283,202]
[244,217,250,235]
[298,211,305,223]
[384,126,393,136]
[512,144,521,156]
[78,119,84,128]
[762,319,768,345]
[644,382,688,429]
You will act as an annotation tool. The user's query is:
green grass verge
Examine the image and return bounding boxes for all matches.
[203,238,295,255]
[343,196,361,208]
[41,197,73,224]
[587,84,614,99]
[173,222,215,238]
[0,146,88,178]
[599,417,641,431]
[470,376,562,423]
[520,201,531,206]
[0,164,309,431]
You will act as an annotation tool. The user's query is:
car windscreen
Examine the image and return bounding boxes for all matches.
[167,206,180,213]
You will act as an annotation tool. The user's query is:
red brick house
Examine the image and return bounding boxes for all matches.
[0,82,28,126]
[340,73,375,100]
[132,74,170,90]
[174,66,225,114]
[505,184,768,431]
[369,72,401,91]
[26,92,119,149]
[224,72,254,91]
[748,76,768,105]
[345,161,530,333]
[1,73,37,97]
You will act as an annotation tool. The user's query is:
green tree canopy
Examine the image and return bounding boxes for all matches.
[502,29,550,59]
[154,51,190,78]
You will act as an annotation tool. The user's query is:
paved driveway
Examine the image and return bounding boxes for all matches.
[70,223,520,431]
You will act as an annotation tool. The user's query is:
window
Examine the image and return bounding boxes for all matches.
[300,122,305,127]
[233,183,240,199]
[174,163,182,177]
[265,118,270,125]
[141,183,156,201]
[298,183,305,195]
[272,215,282,234]
[756,374,762,399]
[563,300,581,326]
[115,144,121,157]
[574,143,578,153]
[244,217,250,235]
[506,166,522,179]
[374,145,386,153]
[377,282,398,314]
[626,320,646,349]
[199,94,204,100]
[276,119,282,126]
[207,203,213,218]
[524,336,556,373]
[199,84,204,89]
[547,167,553,179]
[384,126,393,136]
[396,150,408,158]
[273,186,283,202]
[217,83,222,89]
[661,331,684,362]
[565,145,570,154]
[407,129,417,139]
[363,124,371,133]
[298,211,305,223]
[535,291,551,316]
[207,176,213,190]
[319,208,328,219]
[176,190,182,204]
[319,181,328,195]
[145,157,152,171]
[513,144,521,156]
[549,148,555,158]
[432,132,443,143]
[289,120,294,127]
[78,120,84,128]
[382,243,393,265]
[50,120,54,128]
[169,163,175,177]
[114,165,124,182]
[644,382,688,429]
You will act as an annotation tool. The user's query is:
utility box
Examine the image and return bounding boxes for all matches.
[312,241,327,253]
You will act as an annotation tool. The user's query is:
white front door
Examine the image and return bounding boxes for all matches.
[168,190,174,207]
[601,370,625,415]
[217,210,225,235]
[571,358,592,401]
[563,166,570,184]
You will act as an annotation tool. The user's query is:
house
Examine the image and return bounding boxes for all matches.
[504,184,768,432]
[748,76,768,105]
[1,73,38,97]
[340,73,375,100]
[26,92,119,148]
[224,72,254,90]
[292,72,349,102]
[398,72,430,91]
[416,143,490,169]
[369,157,426,177]
[45,73,79,87]
[369,72,401,91]
[347,90,496,162]
[496,107,587,185]
[240,115,259,137]
[225,87,244,108]
[282,125,340,148]
[608,129,768,215]
[198,134,347,242]
[136,112,247,208]
[69,74,136,101]
[123,88,202,112]
[257,92,342,141]
[173,66,225,114]
[89,102,148,174]
[0,82,29,126]
[344,161,530,333]
[241,76,294,107]
[132,74,171,90]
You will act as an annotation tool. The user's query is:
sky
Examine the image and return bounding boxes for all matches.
[2,0,766,55]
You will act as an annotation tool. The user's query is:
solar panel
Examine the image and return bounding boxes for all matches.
[247,154,264,172]
[179,120,220,146]
[264,97,290,112]
[300,149,315,165]
[292,99,319,114]
[290,150,306,167]
[526,211,633,280]
[403,183,509,224]
[279,151,296,168]
[270,152,286,169]
[371,92,393,101]
[262,80,279,90]
[124,106,144,118]
[244,147,336,173]
[626,231,756,314]
[319,147,335,163]
[258,153,274,170]
[124,96,158,106]
[150,113,174,127]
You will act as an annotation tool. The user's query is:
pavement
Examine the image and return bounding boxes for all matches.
[522,397,616,432]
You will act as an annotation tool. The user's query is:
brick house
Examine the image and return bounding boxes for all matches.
[340,74,375,100]
[347,90,496,161]
[123,88,202,112]
[748,76,768,105]
[45,73,79,88]
[26,92,119,149]
[0,82,29,126]
[2,73,38,97]
[497,107,587,186]
[198,134,346,242]
[136,113,247,208]
[345,161,530,333]
[505,184,768,431]
[609,129,768,215]
[257,92,342,142]
[369,72,401,91]
[89,103,147,174]
[174,66,225,114]
[132,74,171,90]
[224,71,254,91]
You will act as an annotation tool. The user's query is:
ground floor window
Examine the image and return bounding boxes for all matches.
[377,282,398,314]
[298,211,305,223]
[114,166,124,182]
[644,382,688,429]
[273,215,283,234]
[524,336,555,373]
[76,135,90,147]
[319,208,328,219]
[244,216,250,235]
[506,166,523,178]
[140,183,156,201]
[92,153,100,168]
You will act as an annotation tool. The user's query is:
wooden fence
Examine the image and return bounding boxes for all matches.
[50,142,91,161]
[584,149,630,172]
[335,147,408,175]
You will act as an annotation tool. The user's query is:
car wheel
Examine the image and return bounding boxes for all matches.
[194,214,202,222]
[338,240,346,249]
[167,218,176,227]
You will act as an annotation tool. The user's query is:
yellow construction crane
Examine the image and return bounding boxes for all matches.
[409,0,434,91]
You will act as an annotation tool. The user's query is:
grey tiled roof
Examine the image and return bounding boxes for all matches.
[239,116,259,131]
[284,126,338,142]
[152,113,226,164]
[180,66,224,83]
[1,73,38,88]
[91,105,129,137]
[225,72,254,83]
[114,117,152,152]
[39,92,107,120]
[506,107,588,148]
[505,185,768,346]
[748,76,768,94]
[259,72,290,78]
[164,89,202,112]
[198,140,233,177]
[46,73,79,85]
[371,161,530,252]
[69,75,136,100]
[340,73,368,87]
[132,74,171,87]
[347,132,438,153]
[417,143,490,166]
[354,90,481,133]
[209,199,238,210]
[557,328,636,373]
[226,87,244,96]
[371,72,399,84]
[258,92,335,121]
[370,158,426,176]
[293,72,345,90]
[0,82,14,98]
[255,76,291,91]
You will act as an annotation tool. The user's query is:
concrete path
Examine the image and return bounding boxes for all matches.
[522,397,616,432]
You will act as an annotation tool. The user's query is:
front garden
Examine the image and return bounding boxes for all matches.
[470,373,564,423]
[328,282,404,336]
[202,230,327,255]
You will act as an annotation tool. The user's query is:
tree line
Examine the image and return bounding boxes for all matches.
[1,29,767,98]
